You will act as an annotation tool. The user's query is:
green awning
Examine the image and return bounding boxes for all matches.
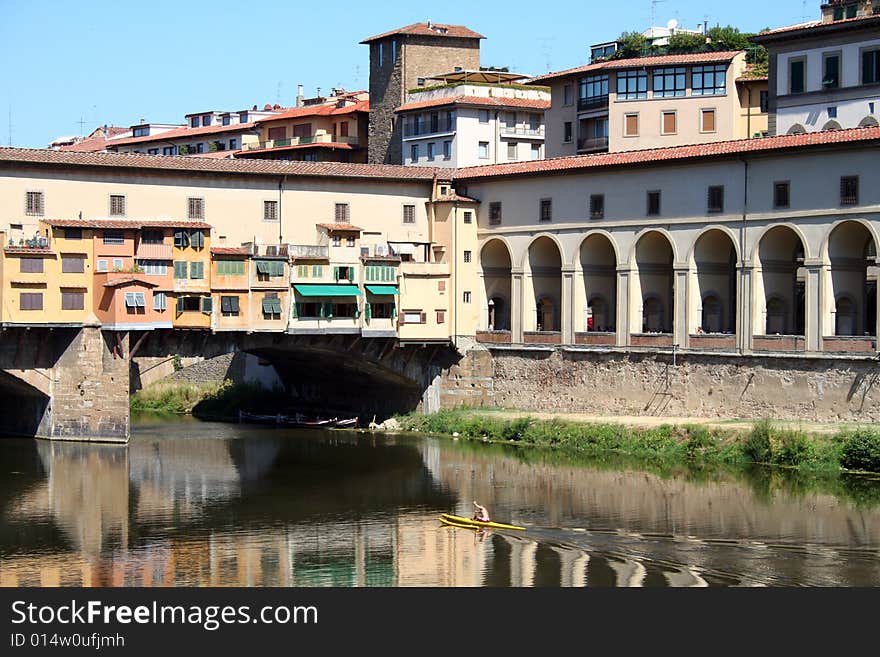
[294,284,362,297]
[365,285,399,295]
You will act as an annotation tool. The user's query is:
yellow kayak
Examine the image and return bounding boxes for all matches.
[439,513,525,531]
[440,517,480,530]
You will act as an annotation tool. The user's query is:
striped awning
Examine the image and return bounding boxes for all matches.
[293,284,361,297]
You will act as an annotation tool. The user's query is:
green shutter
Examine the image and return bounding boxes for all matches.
[292,302,299,318]
[190,261,203,279]
[190,230,204,249]
[312,264,322,278]
[174,261,187,279]
[365,302,372,321]
[202,296,212,314]
[348,266,355,282]
[256,261,270,274]
[175,296,183,313]
[273,260,285,277]
[323,302,333,318]
[391,303,397,319]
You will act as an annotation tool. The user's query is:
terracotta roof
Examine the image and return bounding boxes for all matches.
[58,127,132,153]
[108,122,259,147]
[361,23,484,44]
[4,247,54,256]
[211,247,252,256]
[187,150,240,159]
[257,99,369,123]
[752,14,880,41]
[316,223,363,232]
[102,276,159,288]
[43,218,213,230]
[0,148,440,182]
[455,126,880,181]
[433,192,479,203]
[529,50,742,84]
[236,142,357,157]
[396,95,550,113]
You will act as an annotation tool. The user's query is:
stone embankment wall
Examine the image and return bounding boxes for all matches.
[420,345,495,413]
[485,348,880,423]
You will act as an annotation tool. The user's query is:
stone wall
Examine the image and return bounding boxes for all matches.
[420,345,494,413]
[487,347,880,422]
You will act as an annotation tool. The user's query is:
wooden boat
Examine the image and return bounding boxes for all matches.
[333,417,359,428]
[239,410,338,428]
[439,513,525,531]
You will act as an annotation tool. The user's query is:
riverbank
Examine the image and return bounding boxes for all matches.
[395,409,880,474]
[131,380,289,418]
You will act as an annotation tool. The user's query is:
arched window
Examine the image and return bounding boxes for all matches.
[821,119,842,131]
[701,295,722,333]
[835,296,857,336]
[859,116,879,128]
[642,296,664,333]
[787,123,807,135]
[766,297,786,334]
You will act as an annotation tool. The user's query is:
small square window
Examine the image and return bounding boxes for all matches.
[463,291,472,304]
[109,194,126,216]
[647,191,661,216]
[840,176,859,205]
[263,200,278,222]
[774,182,790,209]
[464,250,472,263]
[463,211,473,224]
[661,111,677,135]
[707,186,724,213]
[489,202,502,225]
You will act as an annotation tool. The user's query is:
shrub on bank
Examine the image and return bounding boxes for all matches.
[743,419,773,464]
[840,430,880,473]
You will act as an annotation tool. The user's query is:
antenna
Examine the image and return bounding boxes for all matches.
[7,104,11,147]
[77,116,87,138]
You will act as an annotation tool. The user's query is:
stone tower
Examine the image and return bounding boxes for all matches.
[361,22,484,165]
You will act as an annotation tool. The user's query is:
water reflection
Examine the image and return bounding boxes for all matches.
[1,419,880,587]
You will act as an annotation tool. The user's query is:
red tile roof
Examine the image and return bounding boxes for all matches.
[102,276,159,288]
[529,50,742,84]
[43,218,213,230]
[395,95,550,113]
[188,150,240,159]
[211,247,252,256]
[752,14,880,41]
[58,127,132,153]
[0,147,440,182]
[4,247,54,256]
[361,23,484,44]
[316,223,363,232]
[455,126,880,181]
[257,99,369,123]
[236,142,357,157]
[108,122,259,147]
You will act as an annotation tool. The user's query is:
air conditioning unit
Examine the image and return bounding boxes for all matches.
[38,237,49,247]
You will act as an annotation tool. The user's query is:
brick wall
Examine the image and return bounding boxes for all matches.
[524,332,562,344]
[575,332,616,346]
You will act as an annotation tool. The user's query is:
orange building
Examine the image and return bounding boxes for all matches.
[211,246,251,331]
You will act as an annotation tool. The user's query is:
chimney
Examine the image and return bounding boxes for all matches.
[296,84,304,108]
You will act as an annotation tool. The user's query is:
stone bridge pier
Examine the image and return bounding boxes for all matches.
[0,326,129,443]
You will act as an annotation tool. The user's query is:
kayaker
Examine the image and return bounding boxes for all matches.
[472,501,490,523]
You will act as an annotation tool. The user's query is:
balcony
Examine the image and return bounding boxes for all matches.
[288,244,329,259]
[577,136,609,153]
[241,134,360,151]
[135,243,172,260]
[499,125,545,139]
[402,123,456,139]
[578,96,609,112]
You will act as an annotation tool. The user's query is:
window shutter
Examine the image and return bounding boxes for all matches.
[365,302,372,321]
[176,296,183,313]
[324,302,333,318]
[202,297,212,314]
[174,261,187,279]
[348,266,355,282]
[420,312,426,324]
[292,302,299,318]
[334,267,340,281]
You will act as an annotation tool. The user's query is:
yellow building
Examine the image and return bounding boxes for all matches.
[211,246,252,331]
[172,223,212,329]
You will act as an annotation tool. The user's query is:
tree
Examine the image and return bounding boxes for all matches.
[667,32,708,53]
[706,25,751,51]
[613,31,650,59]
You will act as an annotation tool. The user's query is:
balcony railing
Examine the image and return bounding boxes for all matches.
[288,244,329,259]
[242,134,360,151]
[577,136,609,152]
[499,126,545,137]
[578,95,609,111]
[402,123,456,138]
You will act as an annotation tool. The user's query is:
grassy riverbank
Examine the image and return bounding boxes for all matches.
[396,409,880,474]
[131,380,289,419]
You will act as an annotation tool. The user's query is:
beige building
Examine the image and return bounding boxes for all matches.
[532,51,769,155]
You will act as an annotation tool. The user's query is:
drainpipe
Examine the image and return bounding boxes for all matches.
[278,175,286,244]
[739,157,749,356]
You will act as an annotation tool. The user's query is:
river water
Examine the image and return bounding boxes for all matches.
[1,416,879,587]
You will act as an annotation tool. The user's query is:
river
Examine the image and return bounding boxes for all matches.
[1,415,879,587]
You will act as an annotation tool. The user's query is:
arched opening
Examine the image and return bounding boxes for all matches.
[632,232,674,335]
[787,123,807,135]
[691,229,737,336]
[525,237,562,334]
[821,119,842,131]
[579,233,617,334]
[825,221,876,346]
[480,240,512,333]
[859,116,879,128]
[756,226,806,343]
[0,370,50,437]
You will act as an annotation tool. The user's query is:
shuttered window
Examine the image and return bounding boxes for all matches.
[403,204,415,224]
[20,258,44,273]
[201,297,212,314]
[61,291,84,310]
[335,203,350,222]
[62,255,85,273]
[262,294,282,318]
[365,265,395,282]
[153,292,167,311]
[174,261,188,279]
[124,292,146,308]
[20,292,43,310]
[190,261,204,279]
[264,200,278,222]
[334,266,355,282]
[109,194,126,216]
[661,111,677,135]
[700,109,716,133]
[216,260,245,276]
[221,295,240,315]
[624,113,639,137]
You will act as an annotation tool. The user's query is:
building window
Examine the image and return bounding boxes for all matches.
[162,146,175,156]
[443,140,452,160]
[539,198,552,222]
[61,291,84,310]
[489,202,502,225]
[410,144,419,162]
[427,142,435,160]
[692,64,727,96]
[707,186,724,213]
[188,197,204,220]
[823,53,840,89]
[222,115,231,126]
[789,58,806,94]
[436,310,446,324]
[335,203,350,223]
[264,200,278,222]
[176,296,201,313]
[774,181,790,208]
[239,112,248,123]
[189,261,204,279]
[113,258,124,270]
[20,257,43,273]
[96,259,108,272]
[590,194,604,219]
[332,235,341,247]
[563,122,572,142]
[61,255,85,273]
[153,291,167,311]
[402,310,426,324]
[617,69,648,100]
[760,90,769,113]
[563,84,573,105]
[220,295,240,316]
[141,230,163,244]
[64,228,82,240]
[661,111,677,135]
[507,141,517,160]
[653,67,686,98]
[403,204,415,224]
[463,291,472,304]
[478,141,489,158]
[174,261,188,279]
[579,74,609,108]
[464,250,472,263]
[124,292,146,310]
[229,139,237,150]
[828,106,838,118]
[346,235,355,247]
[218,260,245,277]
[647,190,661,216]
[863,49,880,85]
[624,113,639,137]
[256,260,285,280]
[190,117,199,128]
[463,211,473,224]
[531,144,541,160]
[20,292,43,311]
[478,110,490,123]
[700,108,716,133]
[109,194,126,217]
[103,231,124,245]
[148,148,159,155]
[139,260,169,276]
[25,191,44,216]
[202,116,211,127]
[840,176,859,205]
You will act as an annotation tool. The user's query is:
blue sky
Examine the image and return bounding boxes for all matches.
[1,0,815,148]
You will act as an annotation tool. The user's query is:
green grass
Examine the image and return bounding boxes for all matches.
[131,381,225,414]
[131,380,290,419]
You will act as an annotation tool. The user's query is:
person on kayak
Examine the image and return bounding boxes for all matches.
[472,501,490,523]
